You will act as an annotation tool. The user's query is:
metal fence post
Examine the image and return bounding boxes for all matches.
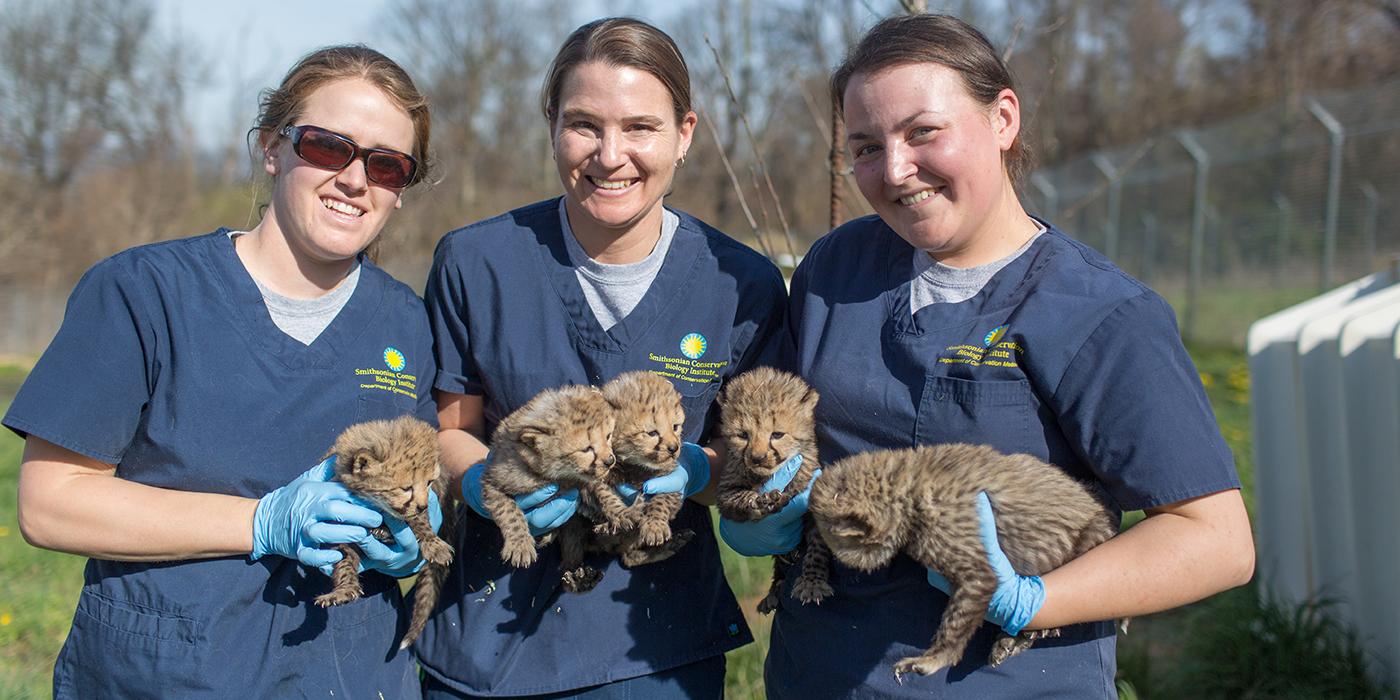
[1360,182,1378,267]
[1307,99,1345,291]
[1274,193,1294,285]
[1175,130,1209,343]
[1091,154,1121,261]
[1141,212,1158,285]
[1031,172,1058,222]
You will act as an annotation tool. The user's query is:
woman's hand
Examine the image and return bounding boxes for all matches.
[460,461,577,536]
[250,458,385,569]
[924,491,1045,635]
[718,454,818,556]
[618,441,712,503]
[323,489,445,578]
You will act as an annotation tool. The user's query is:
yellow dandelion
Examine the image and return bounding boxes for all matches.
[1,613,11,626]
[0,526,9,537]
[1227,365,1250,393]
[1199,372,1215,388]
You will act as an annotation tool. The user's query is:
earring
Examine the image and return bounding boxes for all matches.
[676,154,687,168]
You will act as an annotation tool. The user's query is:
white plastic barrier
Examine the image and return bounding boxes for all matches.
[1247,268,1400,687]
[1247,272,1391,604]
[1339,299,1400,684]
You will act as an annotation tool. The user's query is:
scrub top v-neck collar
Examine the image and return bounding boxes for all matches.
[210,229,384,370]
[538,200,702,354]
[886,225,1054,338]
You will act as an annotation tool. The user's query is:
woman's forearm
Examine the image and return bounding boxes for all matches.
[17,436,258,561]
[1027,488,1255,629]
[435,390,490,497]
[686,440,723,506]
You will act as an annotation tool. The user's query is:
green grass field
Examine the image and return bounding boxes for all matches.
[0,335,1381,698]
[0,383,87,698]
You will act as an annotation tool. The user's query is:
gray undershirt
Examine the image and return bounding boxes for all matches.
[560,199,679,331]
[909,226,1045,314]
[228,231,359,345]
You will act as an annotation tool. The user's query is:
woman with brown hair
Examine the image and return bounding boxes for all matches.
[722,13,1254,697]
[417,17,786,699]
[7,45,441,697]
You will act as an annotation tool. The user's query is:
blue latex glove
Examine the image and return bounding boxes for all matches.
[318,489,444,578]
[717,453,817,556]
[926,491,1046,636]
[251,458,384,570]
[618,441,712,504]
[461,460,577,536]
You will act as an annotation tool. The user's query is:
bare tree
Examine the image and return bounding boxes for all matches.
[0,0,200,285]
[378,0,575,268]
[0,0,193,190]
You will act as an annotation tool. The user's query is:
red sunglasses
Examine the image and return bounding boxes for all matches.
[278,124,419,188]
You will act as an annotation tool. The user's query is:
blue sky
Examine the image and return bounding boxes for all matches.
[153,0,395,149]
[151,0,673,152]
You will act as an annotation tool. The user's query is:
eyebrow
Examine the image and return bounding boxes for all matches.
[847,110,939,143]
[559,108,666,126]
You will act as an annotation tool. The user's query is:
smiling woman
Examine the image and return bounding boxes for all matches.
[416,16,787,700]
[4,45,443,698]
[730,14,1254,699]
[551,61,697,263]
[842,62,1036,268]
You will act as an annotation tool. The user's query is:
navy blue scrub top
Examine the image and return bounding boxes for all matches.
[3,231,438,699]
[419,198,786,696]
[767,216,1241,698]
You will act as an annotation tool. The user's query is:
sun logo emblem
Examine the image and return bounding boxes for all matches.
[983,325,1009,347]
[679,333,708,360]
[383,347,406,372]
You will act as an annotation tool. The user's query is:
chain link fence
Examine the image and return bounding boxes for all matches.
[1025,80,1400,346]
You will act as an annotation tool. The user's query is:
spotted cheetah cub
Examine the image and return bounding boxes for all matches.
[479,384,628,571]
[556,372,696,592]
[599,371,689,548]
[403,387,627,647]
[315,415,453,611]
[808,443,1120,678]
[716,367,832,612]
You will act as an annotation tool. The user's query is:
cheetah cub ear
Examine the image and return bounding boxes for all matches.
[517,425,550,450]
[349,449,378,476]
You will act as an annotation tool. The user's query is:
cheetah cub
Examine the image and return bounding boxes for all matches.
[479,384,629,570]
[597,373,695,560]
[715,367,832,612]
[403,387,627,648]
[808,443,1120,679]
[556,371,696,592]
[314,415,453,611]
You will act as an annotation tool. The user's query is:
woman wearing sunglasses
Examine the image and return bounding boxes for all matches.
[414,17,786,699]
[7,46,440,697]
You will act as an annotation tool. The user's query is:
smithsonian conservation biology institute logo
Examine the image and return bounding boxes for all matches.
[679,333,708,360]
[383,347,407,372]
[983,325,1009,347]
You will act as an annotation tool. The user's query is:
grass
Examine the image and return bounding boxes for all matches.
[718,536,774,697]
[1162,284,1320,348]
[0,332,1388,698]
[1118,583,1394,699]
[0,391,87,698]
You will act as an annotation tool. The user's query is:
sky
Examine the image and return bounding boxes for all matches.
[148,0,1251,155]
[151,0,663,154]
[152,0,396,151]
